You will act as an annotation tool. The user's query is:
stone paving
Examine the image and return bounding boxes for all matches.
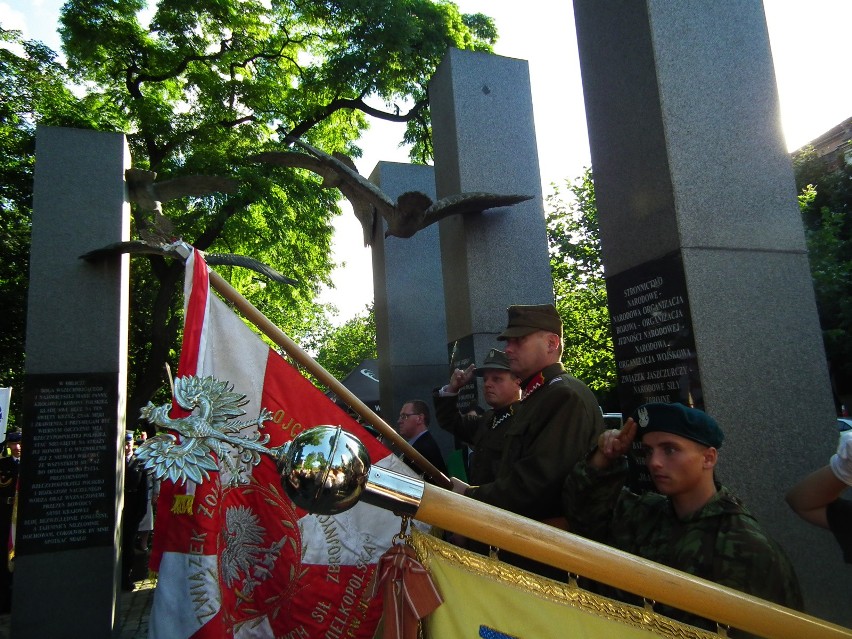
[117,577,156,639]
[0,576,155,639]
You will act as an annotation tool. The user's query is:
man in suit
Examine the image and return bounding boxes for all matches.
[397,400,447,482]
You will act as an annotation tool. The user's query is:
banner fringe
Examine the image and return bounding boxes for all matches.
[171,494,194,514]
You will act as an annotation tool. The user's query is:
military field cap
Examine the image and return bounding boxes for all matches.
[475,349,511,376]
[125,431,135,442]
[497,304,563,340]
[633,402,724,449]
[5,431,21,443]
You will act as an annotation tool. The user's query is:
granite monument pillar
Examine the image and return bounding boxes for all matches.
[429,48,552,391]
[369,162,453,453]
[15,127,131,637]
[573,0,844,623]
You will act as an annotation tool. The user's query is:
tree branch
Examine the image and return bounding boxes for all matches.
[288,95,428,141]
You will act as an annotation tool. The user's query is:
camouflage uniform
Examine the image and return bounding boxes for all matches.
[563,457,803,631]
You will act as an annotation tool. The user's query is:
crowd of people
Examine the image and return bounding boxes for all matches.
[0,430,21,613]
[388,302,852,632]
[122,431,154,591]
[1,302,849,629]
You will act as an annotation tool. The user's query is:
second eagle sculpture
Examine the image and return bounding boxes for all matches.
[252,138,533,247]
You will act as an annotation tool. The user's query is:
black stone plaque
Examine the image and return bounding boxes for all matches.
[607,251,703,416]
[447,336,479,412]
[606,253,703,492]
[17,373,117,554]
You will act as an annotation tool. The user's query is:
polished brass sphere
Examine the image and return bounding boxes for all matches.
[276,425,370,515]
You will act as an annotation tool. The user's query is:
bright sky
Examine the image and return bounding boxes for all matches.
[5,0,851,323]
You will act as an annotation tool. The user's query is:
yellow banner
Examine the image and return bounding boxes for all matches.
[411,530,718,639]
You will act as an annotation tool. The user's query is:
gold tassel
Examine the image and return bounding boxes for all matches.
[171,494,194,514]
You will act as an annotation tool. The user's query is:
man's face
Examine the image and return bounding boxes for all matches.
[641,431,714,498]
[125,441,134,457]
[8,442,20,459]
[503,331,557,379]
[397,403,423,439]
[481,370,521,410]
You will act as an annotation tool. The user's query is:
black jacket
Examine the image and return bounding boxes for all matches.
[403,430,447,483]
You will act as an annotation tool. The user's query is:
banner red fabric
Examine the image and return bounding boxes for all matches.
[148,250,407,638]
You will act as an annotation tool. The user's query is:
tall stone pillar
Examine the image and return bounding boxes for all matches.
[429,48,552,389]
[573,1,844,622]
[369,162,452,453]
[15,127,130,637]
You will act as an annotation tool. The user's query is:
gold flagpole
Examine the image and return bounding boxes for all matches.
[207,270,453,489]
[412,484,852,639]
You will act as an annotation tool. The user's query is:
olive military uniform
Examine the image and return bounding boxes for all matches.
[466,363,603,521]
[433,394,513,485]
[563,457,804,631]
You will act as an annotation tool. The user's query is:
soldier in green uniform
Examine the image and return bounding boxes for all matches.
[451,304,603,577]
[433,348,520,485]
[563,402,803,632]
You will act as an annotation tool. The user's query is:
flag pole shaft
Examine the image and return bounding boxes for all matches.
[207,270,453,489]
[413,484,852,639]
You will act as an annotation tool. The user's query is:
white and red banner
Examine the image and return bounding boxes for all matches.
[0,388,10,439]
[149,249,411,638]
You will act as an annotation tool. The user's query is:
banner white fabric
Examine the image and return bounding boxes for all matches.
[0,388,10,438]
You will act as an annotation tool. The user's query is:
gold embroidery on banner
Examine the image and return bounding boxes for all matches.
[171,494,195,514]
[409,530,718,639]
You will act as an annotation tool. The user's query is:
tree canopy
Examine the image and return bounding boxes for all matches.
[310,304,377,383]
[1,2,496,426]
[0,28,124,427]
[546,168,617,405]
[793,145,852,406]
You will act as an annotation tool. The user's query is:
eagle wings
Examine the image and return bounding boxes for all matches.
[252,138,533,246]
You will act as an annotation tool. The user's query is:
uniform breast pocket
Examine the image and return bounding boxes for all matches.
[501,430,525,465]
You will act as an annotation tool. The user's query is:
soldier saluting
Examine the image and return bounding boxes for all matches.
[563,402,803,631]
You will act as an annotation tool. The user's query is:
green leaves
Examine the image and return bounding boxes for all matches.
[0,28,120,427]
[310,305,377,384]
[546,169,616,397]
[794,146,852,394]
[3,2,497,427]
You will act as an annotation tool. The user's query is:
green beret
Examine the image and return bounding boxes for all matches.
[497,304,562,340]
[633,402,724,449]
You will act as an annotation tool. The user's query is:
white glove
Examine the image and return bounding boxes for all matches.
[829,430,852,486]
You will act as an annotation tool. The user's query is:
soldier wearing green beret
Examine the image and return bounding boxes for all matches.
[563,402,803,631]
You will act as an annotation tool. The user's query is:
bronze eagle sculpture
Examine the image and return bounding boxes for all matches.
[252,138,533,246]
